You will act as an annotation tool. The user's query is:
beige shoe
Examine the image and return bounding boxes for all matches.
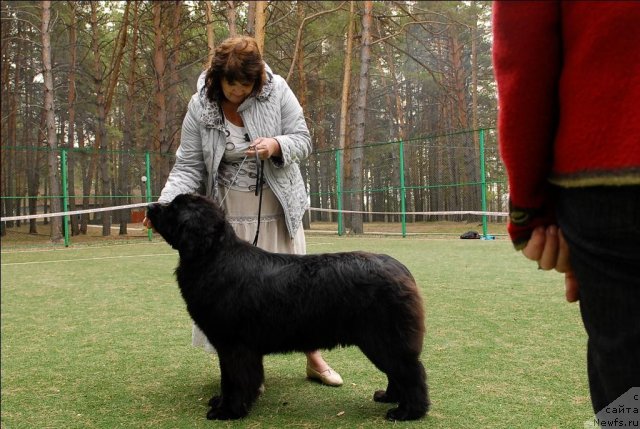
[306,364,343,387]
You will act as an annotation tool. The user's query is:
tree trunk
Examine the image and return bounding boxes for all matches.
[78,122,94,234]
[294,3,307,110]
[205,1,215,65]
[471,4,479,142]
[226,1,237,37]
[90,2,111,236]
[148,2,167,195]
[42,0,62,242]
[153,2,169,195]
[5,20,18,229]
[166,1,182,154]
[253,1,266,53]
[448,23,477,212]
[0,2,9,235]
[247,1,255,36]
[26,64,41,234]
[3,15,21,230]
[314,77,328,222]
[67,2,79,235]
[104,3,129,114]
[89,1,130,236]
[377,20,406,222]
[470,6,482,211]
[348,0,372,235]
[338,1,355,229]
[119,1,140,235]
[27,94,44,234]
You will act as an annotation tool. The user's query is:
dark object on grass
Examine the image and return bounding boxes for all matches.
[460,230,481,239]
[146,194,430,421]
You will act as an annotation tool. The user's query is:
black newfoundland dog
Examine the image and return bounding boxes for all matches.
[146,194,430,421]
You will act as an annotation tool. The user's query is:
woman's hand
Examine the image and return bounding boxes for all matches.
[142,216,154,231]
[521,225,579,302]
[246,137,281,160]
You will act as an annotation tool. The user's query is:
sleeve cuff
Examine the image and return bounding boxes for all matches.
[507,202,556,250]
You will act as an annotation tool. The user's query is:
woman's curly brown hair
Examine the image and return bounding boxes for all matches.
[205,36,266,103]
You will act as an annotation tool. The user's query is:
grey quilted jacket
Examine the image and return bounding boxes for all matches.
[158,67,311,238]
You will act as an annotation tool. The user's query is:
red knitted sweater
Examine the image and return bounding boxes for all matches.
[493,1,640,249]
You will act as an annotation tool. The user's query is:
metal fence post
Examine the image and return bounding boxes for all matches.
[399,140,407,237]
[145,151,153,241]
[61,148,70,247]
[335,148,344,236]
[479,129,489,238]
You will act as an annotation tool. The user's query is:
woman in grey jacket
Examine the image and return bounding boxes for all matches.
[144,36,342,387]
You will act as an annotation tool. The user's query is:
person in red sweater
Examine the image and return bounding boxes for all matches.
[493,0,640,416]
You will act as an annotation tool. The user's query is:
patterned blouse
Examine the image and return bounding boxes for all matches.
[217,119,267,192]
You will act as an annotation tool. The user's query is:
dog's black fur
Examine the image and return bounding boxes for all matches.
[146,194,430,421]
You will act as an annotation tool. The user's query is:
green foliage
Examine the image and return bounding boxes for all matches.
[2,237,592,428]
[1,1,499,235]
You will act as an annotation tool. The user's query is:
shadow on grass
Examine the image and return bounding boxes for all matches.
[139,369,400,428]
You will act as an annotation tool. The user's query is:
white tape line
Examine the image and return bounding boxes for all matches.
[1,252,176,266]
[0,202,149,222]
[1,202,508,223]
[308,207,508,216]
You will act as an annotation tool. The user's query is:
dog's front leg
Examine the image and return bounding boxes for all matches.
[206,347,264,420]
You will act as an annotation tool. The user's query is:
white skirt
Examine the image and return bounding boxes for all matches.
[192,186,306,352]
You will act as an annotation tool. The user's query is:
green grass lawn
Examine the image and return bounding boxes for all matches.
[1,235,592,428]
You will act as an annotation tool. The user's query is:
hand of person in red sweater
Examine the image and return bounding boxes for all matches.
[522,225,579,303]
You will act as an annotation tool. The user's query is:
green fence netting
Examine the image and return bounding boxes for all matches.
[1,128,507,246]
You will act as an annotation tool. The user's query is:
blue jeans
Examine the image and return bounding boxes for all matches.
[556,185,640,414]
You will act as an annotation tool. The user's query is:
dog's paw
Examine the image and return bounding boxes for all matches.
[373,389,398,403]
[385,406,425,421]
[208,395,222,408]
[206,406,244,420]
[206,397,249,421]
[386,407,402,421]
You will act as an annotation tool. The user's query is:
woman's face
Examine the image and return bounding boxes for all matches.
[221,78,255,104]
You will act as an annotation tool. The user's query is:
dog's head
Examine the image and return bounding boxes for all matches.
[146,194,227,259]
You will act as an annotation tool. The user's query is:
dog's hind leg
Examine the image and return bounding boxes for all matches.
[207,347,264,420]
[382,358,430,421]
[359,343,429,421]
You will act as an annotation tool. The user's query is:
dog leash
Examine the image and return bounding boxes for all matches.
[218,142,264,247]
[252,156,265,247]
[218,155,248,207]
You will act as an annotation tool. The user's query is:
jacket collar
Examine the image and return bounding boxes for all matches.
[198,64,275,130]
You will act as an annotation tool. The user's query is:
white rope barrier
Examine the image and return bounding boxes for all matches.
[0,202,149,222]
[1,202,508,223]
[308,207,509,217]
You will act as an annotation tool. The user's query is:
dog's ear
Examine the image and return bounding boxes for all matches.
[174,195,225,260]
